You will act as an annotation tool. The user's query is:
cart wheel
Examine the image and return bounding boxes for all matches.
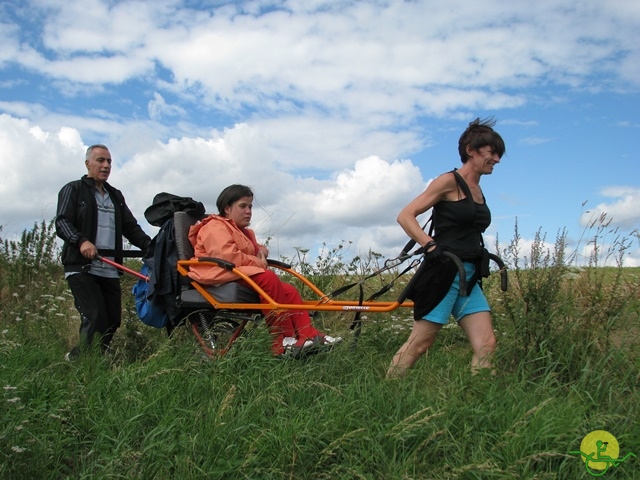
[190,311,241,357]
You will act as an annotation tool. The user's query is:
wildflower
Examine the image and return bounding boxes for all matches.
[11,446,25,453]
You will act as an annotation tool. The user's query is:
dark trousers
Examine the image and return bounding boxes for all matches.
[67,273,122,354]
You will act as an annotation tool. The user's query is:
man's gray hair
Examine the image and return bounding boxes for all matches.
[85,144,109,161]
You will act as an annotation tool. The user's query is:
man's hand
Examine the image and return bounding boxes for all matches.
[79,240,98,259]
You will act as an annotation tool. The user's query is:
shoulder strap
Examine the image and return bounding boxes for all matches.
[400,170,462,257]
[451,169,474,205]
[450,170,489,293]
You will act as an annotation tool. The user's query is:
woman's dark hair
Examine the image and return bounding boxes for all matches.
[458,117,506,163]
[216,184,254,216]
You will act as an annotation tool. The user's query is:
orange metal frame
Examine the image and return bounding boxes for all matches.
[176,259,414,313]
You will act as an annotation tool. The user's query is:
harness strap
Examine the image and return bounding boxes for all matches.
[349,259,419,350]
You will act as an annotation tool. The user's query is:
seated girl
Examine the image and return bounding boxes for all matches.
[188,184,341,356]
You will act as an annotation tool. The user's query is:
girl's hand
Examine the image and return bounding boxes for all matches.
[256,250,268,268]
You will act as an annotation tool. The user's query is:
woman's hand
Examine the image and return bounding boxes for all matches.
[423,241,443,262]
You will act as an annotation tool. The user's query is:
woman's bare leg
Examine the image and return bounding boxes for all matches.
[458,311,496,373]
[386,320,443,378]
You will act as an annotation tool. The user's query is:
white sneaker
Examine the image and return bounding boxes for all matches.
[322,335,343,346]
[282,337,297,348]
[283,337,315,349]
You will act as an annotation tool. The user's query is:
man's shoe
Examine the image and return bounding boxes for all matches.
[64,347,81,361]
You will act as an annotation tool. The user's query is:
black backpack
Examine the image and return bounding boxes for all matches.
[133,193,206,332]
[144,192,205,227]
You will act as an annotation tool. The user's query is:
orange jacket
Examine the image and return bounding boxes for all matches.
[187,214,265,285]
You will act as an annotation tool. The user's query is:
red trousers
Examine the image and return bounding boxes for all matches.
[242,270,321,354]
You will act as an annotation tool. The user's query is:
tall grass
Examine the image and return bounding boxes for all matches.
[1,221,638,479]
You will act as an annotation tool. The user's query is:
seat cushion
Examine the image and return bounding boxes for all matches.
[180,282,260,307]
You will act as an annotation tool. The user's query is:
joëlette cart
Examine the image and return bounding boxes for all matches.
[102,209,507,358]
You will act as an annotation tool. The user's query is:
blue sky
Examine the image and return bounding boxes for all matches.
[0,0,638,266]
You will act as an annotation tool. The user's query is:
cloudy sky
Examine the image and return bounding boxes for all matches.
[1,0,639,267]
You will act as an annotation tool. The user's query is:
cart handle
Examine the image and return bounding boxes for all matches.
[96,255,150,282]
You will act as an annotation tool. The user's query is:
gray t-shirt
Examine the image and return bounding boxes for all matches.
[64,189,119,279]
[89,189,119,278]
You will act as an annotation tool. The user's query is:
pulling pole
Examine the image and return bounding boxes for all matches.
[96,255,150,282]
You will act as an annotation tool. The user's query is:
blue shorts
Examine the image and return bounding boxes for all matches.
[422,262,490,325]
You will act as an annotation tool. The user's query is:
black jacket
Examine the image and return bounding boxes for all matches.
[55,175,151,273]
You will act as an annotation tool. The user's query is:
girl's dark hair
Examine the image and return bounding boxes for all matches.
[216,184,254,216]
[458,117,506,163]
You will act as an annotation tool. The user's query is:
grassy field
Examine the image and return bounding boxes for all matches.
[1,222,639,479]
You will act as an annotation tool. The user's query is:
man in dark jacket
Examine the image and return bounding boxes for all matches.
[56,144,151,360]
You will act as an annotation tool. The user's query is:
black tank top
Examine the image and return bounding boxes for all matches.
[431,172,491,260]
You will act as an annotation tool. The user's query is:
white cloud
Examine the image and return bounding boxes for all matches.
[580,187,640,231]
[39,0,166,53]
[3,0,638,124]
[0,114,428,261]
[312,156,422,224]
[1,0,639,271]
[147,92,186,120]
[0,115,84,232]
[519,137,553,146]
